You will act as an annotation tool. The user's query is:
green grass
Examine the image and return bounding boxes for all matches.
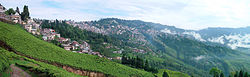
[0,48,82,77]
[155,69,190,77]
[0,21,154,77]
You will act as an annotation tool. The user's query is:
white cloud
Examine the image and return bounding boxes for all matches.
[225,34,250,49]
[182,31,206,41]
[1,0,250,30]
[208,36,225,44]
[160,28,177,34]
[193,55,206,61]
[207,34,250,49]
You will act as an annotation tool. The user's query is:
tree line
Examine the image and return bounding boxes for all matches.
[121,55,158,73]
[210,67,250,77]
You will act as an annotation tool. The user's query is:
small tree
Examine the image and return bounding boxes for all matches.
[239,70,244,77]
[16,7,20,15]
[5,8,16,15]
[220,72,224,77]
[244,72,248,77]
[163,71,169,77]
[209,67,222,77]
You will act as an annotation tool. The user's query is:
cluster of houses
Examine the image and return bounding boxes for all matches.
[133,48,147,54]
[0,4,21,24]
[40,28,104,57]
[0,4,40,35]
[0,4,122,60]
[24,19,41,35]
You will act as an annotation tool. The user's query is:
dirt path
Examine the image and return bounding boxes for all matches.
[10,64,31,77]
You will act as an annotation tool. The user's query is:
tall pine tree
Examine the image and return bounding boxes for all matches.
[21,5,30,21]
[163,71,169,77]
[16,7,20,15]
[220,72,224,77]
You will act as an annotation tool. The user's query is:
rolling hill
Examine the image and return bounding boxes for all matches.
[55,18,250,77]
[0,21,156,77]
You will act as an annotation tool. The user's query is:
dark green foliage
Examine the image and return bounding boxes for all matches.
[121,55,158,73]
[244,72,249,77]
[240,70,244,77]
[5,8,16,15]
[21,5,30,21]
[220,72,224,77]
[163,71,169,77]
[16,7,20,15]
[229,70,250,77]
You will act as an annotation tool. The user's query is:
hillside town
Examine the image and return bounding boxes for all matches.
[0,4,107,58]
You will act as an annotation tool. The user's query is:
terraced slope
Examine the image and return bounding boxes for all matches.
[156,69,190,77]
[0,21,154,77]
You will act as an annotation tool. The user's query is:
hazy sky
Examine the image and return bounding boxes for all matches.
[1,0,250,30]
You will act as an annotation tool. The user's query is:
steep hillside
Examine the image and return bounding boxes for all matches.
[161,26,250,52]
[59,18,250,77]
[0,21,155,77]
[155,69,190,77]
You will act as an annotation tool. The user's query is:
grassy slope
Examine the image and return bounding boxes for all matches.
[0,48,83,77]
[155,69,190,77]
[0,22,154,77]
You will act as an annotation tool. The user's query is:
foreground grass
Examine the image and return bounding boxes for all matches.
[155,69,190,77]
[0,48,82,77]
[0,22,154,77]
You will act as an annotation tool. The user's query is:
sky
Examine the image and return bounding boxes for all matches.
[1,0,250,30]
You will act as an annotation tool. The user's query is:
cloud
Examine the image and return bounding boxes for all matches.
[182,31,206,41]
[1,0,250,30]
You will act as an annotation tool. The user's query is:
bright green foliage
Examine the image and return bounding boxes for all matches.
[0,21,154,77]
[0,48,82,77]
[209,67,222,77]
[5,8,16,15]
[0,50,9,73]
[156,69,190,77]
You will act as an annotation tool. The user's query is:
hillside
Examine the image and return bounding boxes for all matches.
[155,69,190,77]
[55,18,250,77]
[0,21,155,77]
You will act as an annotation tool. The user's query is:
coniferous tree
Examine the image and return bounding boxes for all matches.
[240,70,244,77]
[121,55,125,64]
[135,56,144,68]
[163,71,169,77]
[16,7,20,15]
[21,5,30,21]
[235,71,239,77]
[244,72,248,77]
[144,60,150,71]
[5,8,15,15]
[220,72,224,77]
[209,67,221,77]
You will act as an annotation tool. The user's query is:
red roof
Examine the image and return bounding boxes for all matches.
[72,41,79,44]
[59,37,65,40]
